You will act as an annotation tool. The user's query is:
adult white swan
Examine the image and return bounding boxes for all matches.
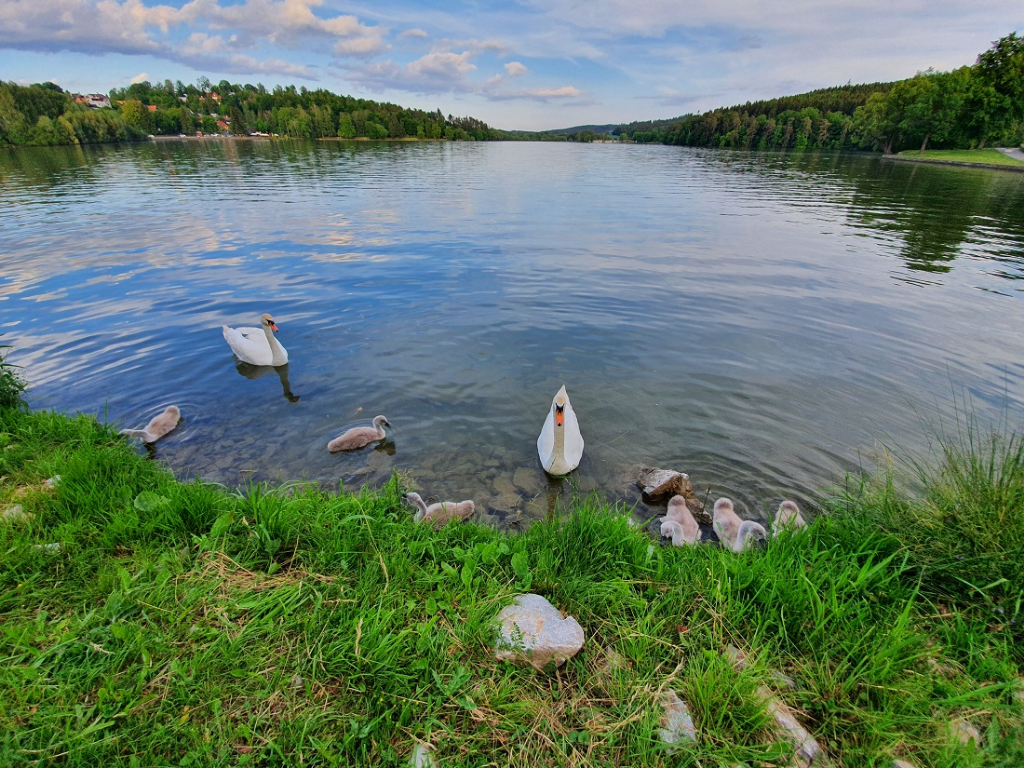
[222,313,288,367]
[537,384,584,476]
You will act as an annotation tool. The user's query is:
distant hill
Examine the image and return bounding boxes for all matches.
[541,124,621,136]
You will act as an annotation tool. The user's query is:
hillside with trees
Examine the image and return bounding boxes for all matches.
[1,77,506,147]
[0,82,147,146]
[615,32,1023,154]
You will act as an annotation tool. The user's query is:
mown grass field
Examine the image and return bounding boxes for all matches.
[894,149,1024,167]
[1,356,1023,766]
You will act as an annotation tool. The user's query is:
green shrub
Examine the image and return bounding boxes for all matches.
[0,339,26,409]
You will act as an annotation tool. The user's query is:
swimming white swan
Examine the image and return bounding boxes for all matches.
[537,384,584,476]
[222,313,288,367]
[774,500,808,533]
[659,494,700,545]
[327,415,391,452]
[120,405,181,444]
[713,497,768,552]
[402,492,476,526]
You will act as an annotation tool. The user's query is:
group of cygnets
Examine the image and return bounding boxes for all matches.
[659,495,808,552]
[125,313,806,540]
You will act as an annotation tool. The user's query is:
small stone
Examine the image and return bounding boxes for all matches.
[45,475,61,487]
[34,543,61,553]
[659,689,697,744]
[495,594,585,671]
[892,760,920,768]
[637,468,690,499]
[949,718,982,747]
[409,743,435,768]
[290,674,303,689]
[2,504,30,523]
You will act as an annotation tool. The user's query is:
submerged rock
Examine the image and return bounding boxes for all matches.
[494,594,585,671]
[637,468,690,499]
[658,689,697,744]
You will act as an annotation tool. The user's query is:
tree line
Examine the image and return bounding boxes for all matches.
[107,77,503,141]
[616,32,1023,153]
[0,82,148,146]
[1,77,506,147]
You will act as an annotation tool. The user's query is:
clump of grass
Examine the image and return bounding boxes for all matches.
[0,338,27,410]
[828,423,1024,652]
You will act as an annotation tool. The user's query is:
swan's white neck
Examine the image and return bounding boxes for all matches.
[263,324,287,366]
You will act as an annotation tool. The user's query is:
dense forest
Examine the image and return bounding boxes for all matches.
[0,77,505,146]
[0,81,148,146]
[615,32,1024,153]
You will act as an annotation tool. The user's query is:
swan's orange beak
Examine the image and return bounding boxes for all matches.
[555,404,564,427]
[269,322,279,332]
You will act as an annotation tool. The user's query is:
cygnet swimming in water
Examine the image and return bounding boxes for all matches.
[327,415,391,452]
[402,492,476,526]
[713,497,768,553]
[774,500,808,533]
[658,494,700,546]
[120,405,181,444]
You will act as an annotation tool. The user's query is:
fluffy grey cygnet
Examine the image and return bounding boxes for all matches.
[327,415,391,452]
[120,405,181,444]
[658,494,700,546]
[402,492,476,526]
[774,500,808,532]
[713,497,767,552]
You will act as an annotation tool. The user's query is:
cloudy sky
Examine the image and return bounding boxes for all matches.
[2,0,1021,131]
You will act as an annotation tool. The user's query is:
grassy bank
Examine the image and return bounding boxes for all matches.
[891,149,1024,169]
[1,367,1023,766]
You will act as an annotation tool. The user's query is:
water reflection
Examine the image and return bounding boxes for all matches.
[234,361,300,402]
[2,141,1024,528]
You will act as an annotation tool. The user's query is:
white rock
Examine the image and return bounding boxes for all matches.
[494,594,585,671]
[409,743,435,768]
[892,760,920,768]
[949,718,982,746]
[34,543,61,552]
[2,504,30,523]
[659,689,697,744]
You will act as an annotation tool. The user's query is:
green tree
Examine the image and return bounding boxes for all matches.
[975,32,1024,131]
[119,99,153,134]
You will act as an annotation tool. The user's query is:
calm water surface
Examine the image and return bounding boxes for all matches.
[2,140,1024,526]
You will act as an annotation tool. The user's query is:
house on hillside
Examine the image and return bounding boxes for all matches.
[72,93,112,109]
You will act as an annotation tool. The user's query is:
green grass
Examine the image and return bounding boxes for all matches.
[1,398,1023,767]
[895,149,1024,167]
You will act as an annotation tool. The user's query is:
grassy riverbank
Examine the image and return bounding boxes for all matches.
[2,372,1023,766]
[891,149,1024,170]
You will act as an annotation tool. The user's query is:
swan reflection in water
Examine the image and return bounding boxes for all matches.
[234,361,300,402]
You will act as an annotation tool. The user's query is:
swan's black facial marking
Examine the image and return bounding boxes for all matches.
[555,402,565,427]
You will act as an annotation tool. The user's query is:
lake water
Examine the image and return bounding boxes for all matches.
[2,140,1024,527]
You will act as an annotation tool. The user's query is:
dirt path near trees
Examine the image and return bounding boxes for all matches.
[997,147,1024,162]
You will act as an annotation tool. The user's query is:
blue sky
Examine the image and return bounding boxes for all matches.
[2,0,1021,131]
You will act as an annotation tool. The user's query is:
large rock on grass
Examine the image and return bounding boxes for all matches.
[494,594,584,671]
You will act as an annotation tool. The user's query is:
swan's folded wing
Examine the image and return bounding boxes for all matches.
[223,325,271,364]
[563,402,585,468]
[536,409,555,469]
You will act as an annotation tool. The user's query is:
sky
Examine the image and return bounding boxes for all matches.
[1,1,1022,131]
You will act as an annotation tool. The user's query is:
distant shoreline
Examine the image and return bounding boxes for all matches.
[883,154,1024,173]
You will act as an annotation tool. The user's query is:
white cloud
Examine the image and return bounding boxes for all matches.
[131,71,149,83]
[504,61,527,77]
[398,28,428,39]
